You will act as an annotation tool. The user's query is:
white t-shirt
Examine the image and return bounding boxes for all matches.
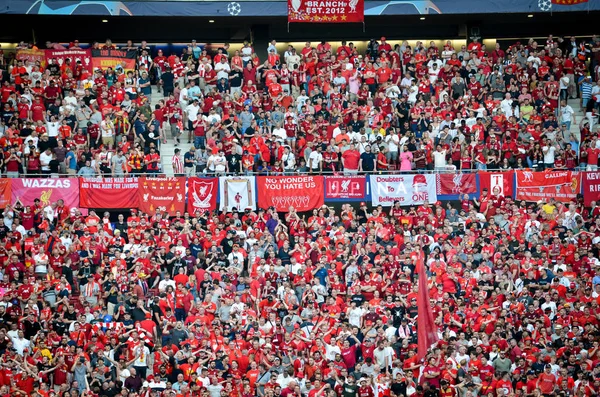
[272,127,287,141]
[386,134,400,152]
[309,151,323,170]
[325,343,342,361]
[179,87,189,104]
[132,345,150,367]
[348,307,365,327]
[210,154,227,172]
[561,105,574,122]
[40,151,53,171]
[46,121,60,137]
[433,150,447,167]
[543,146,556,163]
[206,384,224,397]
[214,62,231,80]
[185,104,200,122]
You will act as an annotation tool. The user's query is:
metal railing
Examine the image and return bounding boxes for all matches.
[0,166,577,178]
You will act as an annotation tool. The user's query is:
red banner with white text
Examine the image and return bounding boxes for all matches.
[288,0,364,23]
[187,177,218,213]
[478,172,514,198]
[324,176,366,200]
[257,176,324,212]
[436,173,477,195]
[46,49,93,74]
[515,170,580,202]
[581,172,600,206]
[138,177,185,215]
[11,178,79,209]
[79,178,139,208]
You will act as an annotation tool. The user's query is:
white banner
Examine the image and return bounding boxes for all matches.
[219,176,257,211]
[370,174,437,207]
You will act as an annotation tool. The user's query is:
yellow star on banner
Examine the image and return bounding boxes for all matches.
[322,15,329,21]
[341,15,347,20]
[314,15,321,21]
[331,15,338,21]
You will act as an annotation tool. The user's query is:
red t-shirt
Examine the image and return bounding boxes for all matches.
[342,149,361,170]
[538,372,556,394]
[587,147,600,165]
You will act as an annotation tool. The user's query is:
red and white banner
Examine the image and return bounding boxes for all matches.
[516,170,580,203]
[324,176,366,200]
[16,49,47,69]
[288,0,364,23]
[0,180,10,209]
[583,172,600,206]
[46,49,94,74]
[370,175,437,207]
[436,173,477,195]
[138,177,185,215]
[258,176,324,212]
[80,178,139,208]
[478,172,514,198]
[187,177,218,213]
[219,176,256,211]
[11,178,79,209]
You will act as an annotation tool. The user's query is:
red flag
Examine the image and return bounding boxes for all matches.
[416,249,439,361]
[552,0,588,4]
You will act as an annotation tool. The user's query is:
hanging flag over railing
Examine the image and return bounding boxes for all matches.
[288,0,364,23]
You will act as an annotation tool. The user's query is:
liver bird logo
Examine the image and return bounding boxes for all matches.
[40,189,52,206]
[341,179,351,192]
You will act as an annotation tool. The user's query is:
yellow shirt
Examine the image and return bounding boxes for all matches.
[542,203,555,215]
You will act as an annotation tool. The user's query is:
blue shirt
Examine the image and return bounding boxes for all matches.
[191,46,202,59]
[134,119,147,137]
[315,267,328,286]
[188,86,201,100]
[138,77,152,95]
[66,150,77,170]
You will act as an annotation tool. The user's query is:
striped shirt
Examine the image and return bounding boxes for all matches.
[172,155,184,175]
[581,80,593,99]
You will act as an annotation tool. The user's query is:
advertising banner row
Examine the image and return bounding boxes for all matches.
[16,48,138,73]
[0,171,598,215]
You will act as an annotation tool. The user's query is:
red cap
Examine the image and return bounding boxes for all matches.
[360,202,366,207]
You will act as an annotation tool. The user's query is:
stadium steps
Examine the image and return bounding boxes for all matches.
[149,86,193,176]
[568,99,584,143]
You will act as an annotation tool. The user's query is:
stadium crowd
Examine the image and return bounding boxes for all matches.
[0,35,597,397]
[2,35,600,176]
